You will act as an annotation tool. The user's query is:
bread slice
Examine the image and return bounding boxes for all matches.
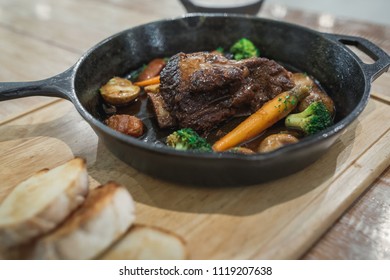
[32,182,135,260]
[101,224,188,260]
[0,158,89,249]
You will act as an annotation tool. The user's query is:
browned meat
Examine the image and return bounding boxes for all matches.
[158,52,294,133]
[145,84,176,128]
[147,91,176,128]
[105,114,144,137]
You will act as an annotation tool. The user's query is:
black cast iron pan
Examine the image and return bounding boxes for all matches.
[1,14,389,186]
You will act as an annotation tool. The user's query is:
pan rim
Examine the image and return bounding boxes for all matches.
[71,13,371,162]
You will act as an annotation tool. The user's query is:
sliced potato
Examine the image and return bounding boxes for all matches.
[100,77,140,106]
[101,224,187,260]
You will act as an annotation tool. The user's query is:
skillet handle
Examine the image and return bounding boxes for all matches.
[0,67,75,102]
[323,33,390,82]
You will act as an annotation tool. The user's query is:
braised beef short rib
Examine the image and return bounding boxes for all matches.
[150,52,294,133]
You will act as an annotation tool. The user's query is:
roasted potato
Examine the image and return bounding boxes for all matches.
[105,114,144,137]
[258,133,299,153]
[100,77,140,106]
[292,73,335,116]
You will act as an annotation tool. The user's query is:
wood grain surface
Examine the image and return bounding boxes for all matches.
[303,166,390,259]
[1,96,389,259]
[0,0,389,259]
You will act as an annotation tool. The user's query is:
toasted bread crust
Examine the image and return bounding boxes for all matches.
[32,182,135,260]
[101,224,188,260]
[46,182,118,237]
[0,158,89,249]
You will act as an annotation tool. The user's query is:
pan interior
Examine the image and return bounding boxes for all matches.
[73,15,366,147]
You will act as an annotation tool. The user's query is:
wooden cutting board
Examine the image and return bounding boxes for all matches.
[0,97,389,259]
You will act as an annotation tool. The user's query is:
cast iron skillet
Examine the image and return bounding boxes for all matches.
[1,14,389,186]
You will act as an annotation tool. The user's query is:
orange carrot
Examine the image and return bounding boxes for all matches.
[212,86,310,152]
[137,58,166,82]
[133,75,160,87]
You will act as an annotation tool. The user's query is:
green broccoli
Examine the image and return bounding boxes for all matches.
[128,64,146,82]
[166,128,212,152]
[229,38,259,60]
[285,102,333,135]
[215,47,225,54]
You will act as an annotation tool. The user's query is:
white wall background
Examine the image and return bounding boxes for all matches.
[266,0,390,26]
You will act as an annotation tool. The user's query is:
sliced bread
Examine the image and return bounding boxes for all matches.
[32,182,135,259]
[101,224,187,260]
[0,158,89,249]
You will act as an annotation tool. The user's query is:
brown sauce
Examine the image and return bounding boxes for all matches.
[99,64,334,152]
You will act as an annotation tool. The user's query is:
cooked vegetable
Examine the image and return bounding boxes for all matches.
[285,101,333,135]
[291,73,335,115]
[100,77,140,106]
[166,128,212,152]
[105,114,144,137]
[227,147,255,155]
[214,47,224,54]
[128,64,146,82]
[229,38,259,60]
[134,76,160,87]
[144,84,160,94]
[258,133,299,153]
[137,58,166,82]
[291,72,314,89]
[298,88,335,116]
[212,85,310,152]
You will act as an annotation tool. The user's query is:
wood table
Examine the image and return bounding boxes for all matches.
[0,0,389,259]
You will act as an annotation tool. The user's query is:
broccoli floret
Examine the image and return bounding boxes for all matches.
[166,128,212,152]
[285,102,333,135]
[215,47,224,54]
[128,64,146,82]
[229,38,259,60]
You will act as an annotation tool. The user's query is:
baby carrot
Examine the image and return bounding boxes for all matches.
[212,85,310,152]
[133,75,160,87]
